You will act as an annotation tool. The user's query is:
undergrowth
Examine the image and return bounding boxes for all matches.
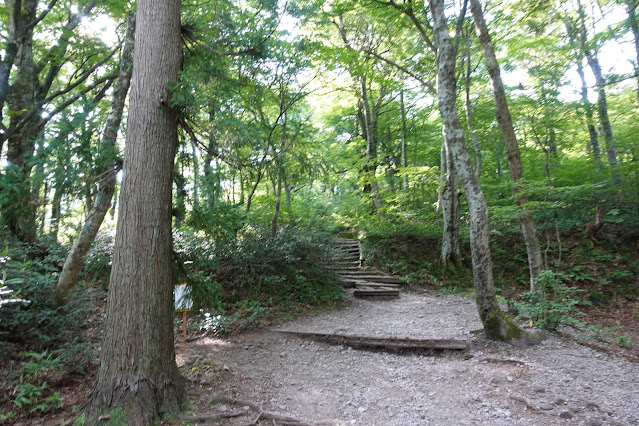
[173,225,344,334]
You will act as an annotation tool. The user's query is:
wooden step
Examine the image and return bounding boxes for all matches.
[354,282,399,289]
[339,277,400,288]
[328,266,360,272]
[275,330,469,352]
[354,288,400,298]
[339,274,403,284]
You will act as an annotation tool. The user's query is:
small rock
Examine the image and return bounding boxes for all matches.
[242,406,250,410]
[554,398,566,406]
[534,387,546,393]
[560,410,574,419]
[506,375,514,382]
[358,406,367,413]
[540,404,554,411]
[223,365,229,371]
[219,405,227,412]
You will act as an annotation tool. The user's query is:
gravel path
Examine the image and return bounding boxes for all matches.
[178,290,639,425]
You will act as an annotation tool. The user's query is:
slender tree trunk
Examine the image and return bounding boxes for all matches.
[430,0,525,342]
[284,176,294,224]
[54,15,135,306]
[85,2,185,419]
[626,0,639,106]
[462,27,482,178]
[576,60,603,171]
[471,0,543,291]
[400,90,409,190]
[191,140,199,210]
[246,168,264,213]
[359,76,383,214]
[577,0,622,187]
[440,137,462,270]
[271,169,282,238]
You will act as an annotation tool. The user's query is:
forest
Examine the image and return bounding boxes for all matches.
[1,0,638,423]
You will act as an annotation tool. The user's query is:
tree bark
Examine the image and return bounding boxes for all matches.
[439,137,461,269]
[429,0,524,342]
[470,0,543,291]
[84,2,185,422]
[54,14,135,306]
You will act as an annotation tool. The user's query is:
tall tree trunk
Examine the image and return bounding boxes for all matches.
[429,0,525,342]
[191,140,199,210]
[3,0,98,242]
[577,0,622,187]
[440,137,461,270]
[359,76,384,214]
[284,176,294,224]
[471,0,543,291]
[271,168,282,238]
[576,60,603,171]
[626,0,639,106]
[462,27,482,178]
[4,0,39,242]
[246,168,264,213]
[400,90,409,190]
[84,2,185,420]
[54,15,135,306]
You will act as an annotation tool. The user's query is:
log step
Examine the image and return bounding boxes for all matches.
[275,330,469,352]
[339,274,403,284]
[354,288,400,298]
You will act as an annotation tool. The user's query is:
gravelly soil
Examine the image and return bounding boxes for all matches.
[177,289,639,425]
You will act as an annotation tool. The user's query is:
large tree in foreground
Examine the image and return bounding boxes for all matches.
[85,0,185,422]
[428,0,526,342]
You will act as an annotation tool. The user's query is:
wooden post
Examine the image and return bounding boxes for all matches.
[182,311,187,337]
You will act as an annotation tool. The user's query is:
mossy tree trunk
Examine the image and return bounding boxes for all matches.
[84,1,185,422]
[429,0,524,341]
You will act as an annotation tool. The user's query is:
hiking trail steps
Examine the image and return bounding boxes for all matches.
[333,237,401,299]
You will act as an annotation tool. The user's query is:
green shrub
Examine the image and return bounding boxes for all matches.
[173,225,343,333]
[517,270,582,331]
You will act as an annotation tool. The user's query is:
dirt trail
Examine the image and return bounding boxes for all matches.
[177,290,639,425]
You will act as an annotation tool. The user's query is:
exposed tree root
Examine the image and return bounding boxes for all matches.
[509,395,539,411]
[187,395,314,426]
[479,357,528,366]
